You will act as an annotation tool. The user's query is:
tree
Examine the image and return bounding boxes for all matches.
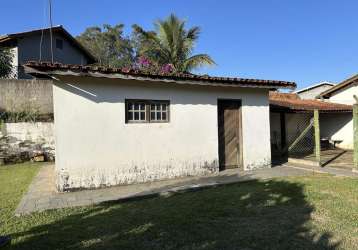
[77,24,134,68]
[0,48,13,78]
[132,14,216,73]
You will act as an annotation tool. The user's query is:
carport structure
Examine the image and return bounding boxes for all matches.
[269,92,354,169]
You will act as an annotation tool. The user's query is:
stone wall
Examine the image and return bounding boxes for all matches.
[0,122,55,164]
[0,79,53,114]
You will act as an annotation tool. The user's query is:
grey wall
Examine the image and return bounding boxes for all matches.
[0,79,53,114]
[14,31,89,78]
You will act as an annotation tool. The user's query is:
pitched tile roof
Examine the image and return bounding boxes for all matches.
[0,26,97,63]
[269,92,352,113]
[24,61,296,90]
[295,81,335,94]
[319,74,358,98]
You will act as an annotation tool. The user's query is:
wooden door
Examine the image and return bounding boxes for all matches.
[218,100,242,170]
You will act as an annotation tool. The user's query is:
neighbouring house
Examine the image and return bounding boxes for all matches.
[269,92,352,160]
[317,74,358,149]
[0,26,96,79]
[295,81,335,99]
[25,62,296,191]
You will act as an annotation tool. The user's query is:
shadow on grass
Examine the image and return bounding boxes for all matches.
[9,179,339,250]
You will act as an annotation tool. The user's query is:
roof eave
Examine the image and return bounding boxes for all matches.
[24,66,295,90]
[295,82,335,94]
[319,74,358,98]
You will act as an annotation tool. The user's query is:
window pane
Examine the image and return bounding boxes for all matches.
[128,111,133,120]
[127,100,168,123]
[151,111,156,120]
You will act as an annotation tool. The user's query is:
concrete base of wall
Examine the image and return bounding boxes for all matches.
[288,157,320,167]
[56,159,219,192]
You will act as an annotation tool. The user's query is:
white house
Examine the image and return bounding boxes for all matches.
[295,81,335,100]
[319,74,358,149]
[25,62,296,191]
[0,26,96,79]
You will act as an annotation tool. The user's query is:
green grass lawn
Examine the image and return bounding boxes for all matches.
[0,164,357,250]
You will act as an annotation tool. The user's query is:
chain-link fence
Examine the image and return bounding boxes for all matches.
[271,107,356,169]
[286,112,315,159]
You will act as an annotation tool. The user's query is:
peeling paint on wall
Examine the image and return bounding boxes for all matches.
[57,159,219,191]
[244,158,271,170]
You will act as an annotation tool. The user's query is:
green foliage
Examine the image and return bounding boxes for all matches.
[76,24,135,68]
[132,14,216,73]
[0,48,13,78]
[0,110,52,123]
[76,15,215,73]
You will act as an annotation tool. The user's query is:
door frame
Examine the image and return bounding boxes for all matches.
[217,99,244,171]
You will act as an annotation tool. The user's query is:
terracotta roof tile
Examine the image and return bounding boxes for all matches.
[269,92,352,112]
[24,61,296,90]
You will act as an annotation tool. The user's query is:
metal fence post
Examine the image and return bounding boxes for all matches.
[314,109,321,167]
[353,104,358,172]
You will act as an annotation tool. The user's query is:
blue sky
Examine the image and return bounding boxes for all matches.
[1,0,358,89]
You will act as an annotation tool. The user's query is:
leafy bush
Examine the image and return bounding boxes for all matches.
[0,48,13,78]
[0,111,53,123]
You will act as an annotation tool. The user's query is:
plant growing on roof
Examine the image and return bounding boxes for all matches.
[132,14,216,73]
[127,56,175,75]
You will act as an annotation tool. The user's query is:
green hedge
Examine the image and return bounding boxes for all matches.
[0,111,53,123]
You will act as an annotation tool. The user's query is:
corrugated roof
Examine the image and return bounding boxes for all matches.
[24,62,297,90]
[0,26,97,64]
[269,92,352,112]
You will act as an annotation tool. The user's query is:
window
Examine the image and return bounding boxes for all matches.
[56,39,63,50]
[126,100,169,123]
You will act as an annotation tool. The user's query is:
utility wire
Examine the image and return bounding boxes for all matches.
[39,0,46,61]
[49,0,54,63]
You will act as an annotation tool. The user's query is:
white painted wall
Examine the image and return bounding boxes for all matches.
[9,47,19,78]
[4,122,54,146]
[297,85,333,99]
[325,85,357,149]
[320,113,352,149]
[53,76,272,190]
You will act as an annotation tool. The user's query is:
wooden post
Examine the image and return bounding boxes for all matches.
[353,104,358,172]
[0,119,3,135]
[314,109,321,167]
[280,112,286,152]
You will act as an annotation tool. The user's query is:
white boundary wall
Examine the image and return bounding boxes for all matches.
[325,85,357,149]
